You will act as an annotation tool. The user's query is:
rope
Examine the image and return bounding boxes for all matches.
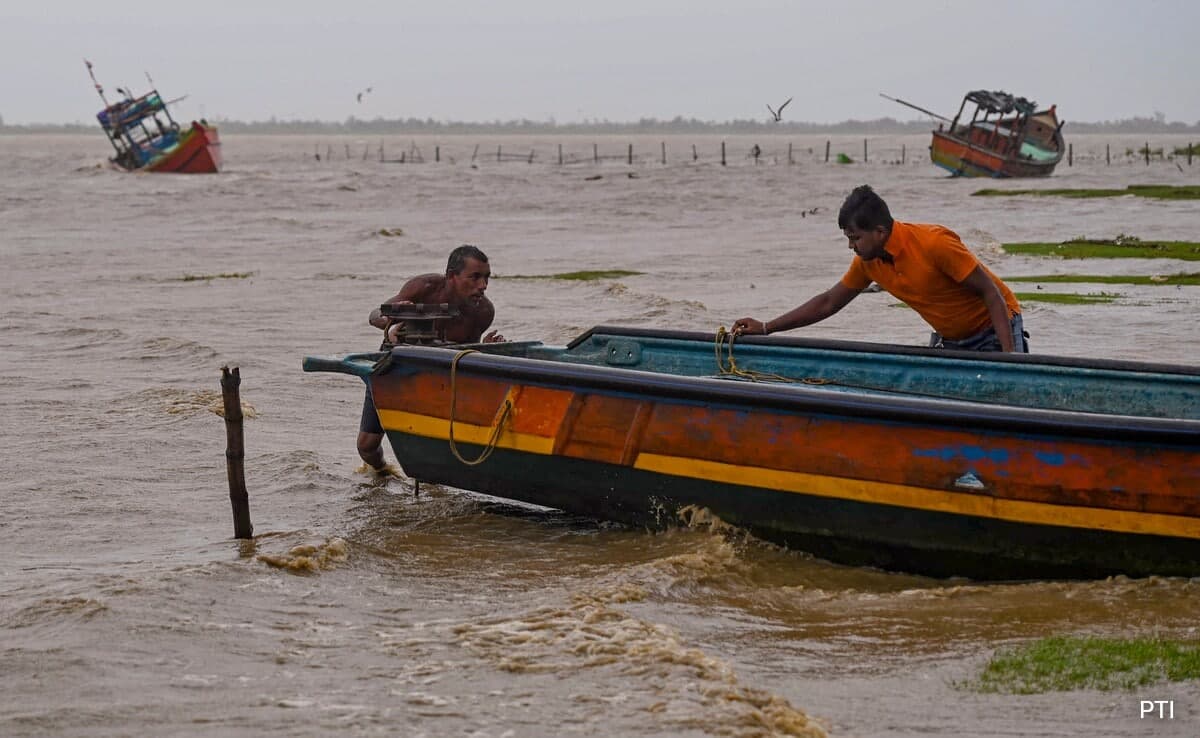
[712,326,997,402]
[713,327,808,384]
[447,349,512,466]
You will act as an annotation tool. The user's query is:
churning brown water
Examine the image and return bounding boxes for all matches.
[2,132,1198,737]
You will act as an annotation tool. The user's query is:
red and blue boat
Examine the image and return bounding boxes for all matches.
[86,60,221,173]
[305,326,1200,580]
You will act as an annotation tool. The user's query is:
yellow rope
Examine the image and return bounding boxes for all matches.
[713,327,801,384]
[447,349,512,466]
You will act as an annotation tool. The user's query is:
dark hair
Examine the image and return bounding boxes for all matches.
[446,244,489,275]
[837,185,893,231]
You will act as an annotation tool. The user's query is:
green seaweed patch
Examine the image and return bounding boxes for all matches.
[1006,273,1200,286]
[378,228,405,237]
[500,270,644,281]
[965,636,1200,694]
[1014,291,1120,305]
[1003,237,1200,260]
[1174,143,1200,157]
[176,272,255,282]
[974,185,1200,200]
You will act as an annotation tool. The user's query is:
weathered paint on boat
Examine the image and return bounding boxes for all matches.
[143,121,222,173]
[304,327,1200,579]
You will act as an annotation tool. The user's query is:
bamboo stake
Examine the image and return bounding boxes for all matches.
[825,140,830,163]
[721,141,726,166]
[220,366,253,539]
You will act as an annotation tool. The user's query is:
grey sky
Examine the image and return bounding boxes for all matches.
[3,1,1198,126]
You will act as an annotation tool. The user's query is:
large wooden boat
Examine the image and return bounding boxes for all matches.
[885,90,1064,177]
[85,61,221,173]
[304,326,1200,580]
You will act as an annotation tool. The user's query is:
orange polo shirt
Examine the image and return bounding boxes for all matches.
[839,221,1021,341]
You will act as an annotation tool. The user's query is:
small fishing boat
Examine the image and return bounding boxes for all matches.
[304,325,1200,580]
[85,60,221,173]
[884,90,1064,177]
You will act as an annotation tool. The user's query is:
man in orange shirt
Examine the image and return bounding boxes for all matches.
[733,185,1028,352]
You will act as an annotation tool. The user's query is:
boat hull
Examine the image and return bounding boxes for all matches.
[142,121,222,173]
[305,328,1200,579]
[931,128,1062,178]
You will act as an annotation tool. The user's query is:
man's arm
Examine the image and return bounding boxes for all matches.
[368,275,441,330]
[734,282,860,335]
[961,267,1015,352]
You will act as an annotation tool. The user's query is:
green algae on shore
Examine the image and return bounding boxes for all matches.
[966,636,1200,694]
[974,184,1200,200]
[1013,291,1120,305]
[1003,237,1200,260]
[1006,273,1200,286]
[500,269,644,281]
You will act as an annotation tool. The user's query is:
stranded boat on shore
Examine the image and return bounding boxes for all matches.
[305,325,1200,580]
[885,89,1065,177]
[85,60,221,173]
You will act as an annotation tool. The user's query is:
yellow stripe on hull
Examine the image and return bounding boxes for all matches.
[634,453,1200,540]
[379,409,1200,540]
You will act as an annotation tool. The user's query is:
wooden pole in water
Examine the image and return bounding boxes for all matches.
[558,143,563,165]
[721,141,726,166]
[788,142,793,165]
[1106,143,1110,166]
[1068,143,1073,167]
[692,144,698,162]
[435,145,440,163]
[220,366,253,539]
[902,144,906,164]
[1189,143,1193,166]
[825,140,830,163]
[1145,141,1150,166]
[593,143,598,164]
[661,141,666,165]
[627,143,633,165]
[863,138,868,163]
[497,145,502,163]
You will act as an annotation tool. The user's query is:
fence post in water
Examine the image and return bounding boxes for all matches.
[435,145,440,163]
[1068,143,1073,167]
[863,138,868,163]
[627,143,633,165]
[1145,141,1150,166]
[497,145,502,163]
[1190,143,1194,166]
[902,144,906,164]
[593,143,599,164]
[558,143,563,165]
[788,142,793,165]
[721,141,726,166]
[825,140,830,163]
[220,366,253,539]
[1106,143,1110,166]
[661,141,666,165]
[692,144,698,162]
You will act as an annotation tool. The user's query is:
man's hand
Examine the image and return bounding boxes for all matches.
[482,330,505,343]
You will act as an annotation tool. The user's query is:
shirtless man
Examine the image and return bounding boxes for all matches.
[357,244,504,473]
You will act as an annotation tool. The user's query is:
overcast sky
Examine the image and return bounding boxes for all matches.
[3,1,1198,126]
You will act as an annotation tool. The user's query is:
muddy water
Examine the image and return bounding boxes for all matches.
[1,132,1198,736]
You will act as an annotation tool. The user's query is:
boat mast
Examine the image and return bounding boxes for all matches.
[84,59,124,157]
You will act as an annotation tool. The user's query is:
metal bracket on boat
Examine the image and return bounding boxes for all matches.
[379,302,461,348]
[604,340,643,366]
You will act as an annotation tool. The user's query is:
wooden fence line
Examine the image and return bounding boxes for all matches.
[311,140,1197,169]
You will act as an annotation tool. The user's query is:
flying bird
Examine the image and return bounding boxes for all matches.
[356,87,374,103]
[767,97,792,122]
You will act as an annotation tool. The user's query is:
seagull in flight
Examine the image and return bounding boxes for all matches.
[356,87,374,103]
[767,97,792,122]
